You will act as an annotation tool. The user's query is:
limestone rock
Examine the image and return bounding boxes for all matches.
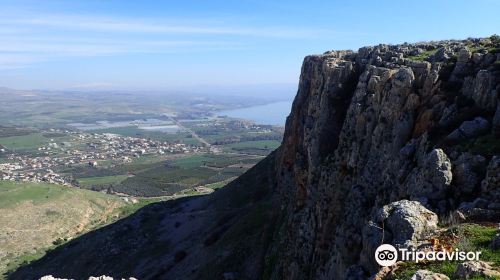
[493,102,500,135]
[452,153,485,195]
[39,276,71,280]
[454,261,500,279]
[446,117,490,141]
[410,270,450,280]
[471,70,498,111]
[375,200,438,247]
[404,149,453,200]
[481,156,500,200]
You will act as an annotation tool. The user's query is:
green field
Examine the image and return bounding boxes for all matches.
[227,140,281,150]
[76,175,129,187]
[205,181,227,189]
[89,126,201,146]
[0,181,67,208]
[171,154,261,168]
[0,133,49,151]
[170,155,214,168]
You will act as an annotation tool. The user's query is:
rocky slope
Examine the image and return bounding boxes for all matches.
[8,36,500,280]
[270,35,500,279]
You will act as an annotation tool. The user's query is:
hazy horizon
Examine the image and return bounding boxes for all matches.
[1,0,499,96]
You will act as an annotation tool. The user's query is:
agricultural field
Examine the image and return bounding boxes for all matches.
[88,126,201,146]
[225,140,281,155]
[76,175,130,187]
[0,121,281,198]
[0,133,51,151]
[73,153,265,197]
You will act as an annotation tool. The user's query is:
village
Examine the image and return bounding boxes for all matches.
[0,131,205,186]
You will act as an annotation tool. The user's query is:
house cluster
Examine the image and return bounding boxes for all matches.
[82,133,203,158]
[1,165,71,185]
[0,131,203,185]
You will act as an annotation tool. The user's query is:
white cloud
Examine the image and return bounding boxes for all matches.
[0,14,323,38]
[0,12,325,70]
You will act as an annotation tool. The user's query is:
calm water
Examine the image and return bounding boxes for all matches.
[218,100,293,126]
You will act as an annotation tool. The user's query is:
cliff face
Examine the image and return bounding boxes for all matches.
[271,36,500,279]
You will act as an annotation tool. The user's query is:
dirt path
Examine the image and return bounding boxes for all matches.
[168,117,211,147]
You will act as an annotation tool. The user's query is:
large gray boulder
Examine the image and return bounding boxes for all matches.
[454,261,500,279]
[361,200,438,273]
[375,200,439,247]
[452,153,486,195]
[481,156,500,200]
[411,270,450,280]
[39,277,71,280]
[404,149,453,200]
[471,70,498,111]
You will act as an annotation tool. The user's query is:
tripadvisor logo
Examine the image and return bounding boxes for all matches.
[374,244,482,267]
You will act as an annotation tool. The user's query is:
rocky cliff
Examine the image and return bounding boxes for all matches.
[269,35,500,279]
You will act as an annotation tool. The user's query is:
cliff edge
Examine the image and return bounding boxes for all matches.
[270,35,500,279]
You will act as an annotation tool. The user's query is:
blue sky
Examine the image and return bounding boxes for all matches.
[0,0,499,97]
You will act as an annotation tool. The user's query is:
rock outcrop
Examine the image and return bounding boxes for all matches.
[360,200,438,272]
[270,36,500,279]
[410,270,450,280]
[454,261,500,279]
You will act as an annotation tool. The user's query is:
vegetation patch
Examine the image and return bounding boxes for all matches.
[391,224,500,279]
[76,175,129,187]
[407,49,439,61]
[0,133,50,151]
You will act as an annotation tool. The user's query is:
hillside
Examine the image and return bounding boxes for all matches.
[8,154,278,280]
[0,181,128,278]
[8,36,500,280]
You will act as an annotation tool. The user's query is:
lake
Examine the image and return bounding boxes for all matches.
[218,100,293,126]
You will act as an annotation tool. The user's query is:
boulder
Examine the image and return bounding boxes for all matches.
[39,277,71,280]
[374,200,438,247]
[446,117,490,141]
[368,267,392,280]
[392,67,415,88]
[410,270,450,280]
[490,234,500,250]
[452,153,485,195]
[457,48,472,63]
[454,261,500,279]
[481,156,500,200]
[494,103,500,135]
[472,70,498,111]
[405,149,453,200]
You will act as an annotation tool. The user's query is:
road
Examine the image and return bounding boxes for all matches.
[168,117,212,148]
